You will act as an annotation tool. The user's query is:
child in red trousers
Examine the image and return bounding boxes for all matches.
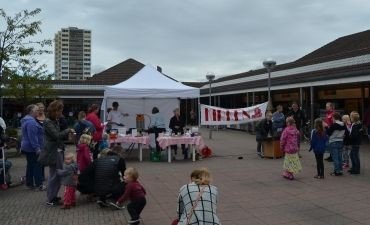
[57,152,78,209]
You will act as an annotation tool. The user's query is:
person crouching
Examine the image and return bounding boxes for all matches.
[114,167,146,225]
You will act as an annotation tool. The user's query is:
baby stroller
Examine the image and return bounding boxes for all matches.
[0,128,24,190]
[0,138,12,189]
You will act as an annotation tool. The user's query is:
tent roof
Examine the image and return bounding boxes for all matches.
[104,65,199,98]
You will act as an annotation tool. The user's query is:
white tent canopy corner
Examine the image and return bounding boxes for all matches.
[102,65,200,129]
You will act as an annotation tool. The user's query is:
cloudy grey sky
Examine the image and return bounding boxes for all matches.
[3,0,370,82]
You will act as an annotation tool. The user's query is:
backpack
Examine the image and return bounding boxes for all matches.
[76,120,95,136]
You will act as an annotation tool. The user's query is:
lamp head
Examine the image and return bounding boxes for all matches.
[263,60,276,70]
[206,74,215,82]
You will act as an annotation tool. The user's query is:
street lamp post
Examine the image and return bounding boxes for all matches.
[206,73,215,139]
[263,59,276,111]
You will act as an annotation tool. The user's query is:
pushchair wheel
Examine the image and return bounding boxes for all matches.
[0,183,8,190]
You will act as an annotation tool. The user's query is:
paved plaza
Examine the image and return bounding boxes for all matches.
[1,128,370,225]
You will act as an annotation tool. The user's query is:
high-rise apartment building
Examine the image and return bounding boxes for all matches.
[54,27,91,80]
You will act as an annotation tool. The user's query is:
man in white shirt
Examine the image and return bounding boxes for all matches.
[107,102,129,129]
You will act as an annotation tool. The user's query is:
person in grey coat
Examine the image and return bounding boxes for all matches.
[37,100,75,206]
[57,152,78,209]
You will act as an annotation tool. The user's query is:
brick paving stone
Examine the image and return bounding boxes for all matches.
[1,128,370,225]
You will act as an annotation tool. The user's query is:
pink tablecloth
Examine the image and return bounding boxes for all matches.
[157,135,205,150]
[110,135,150,145]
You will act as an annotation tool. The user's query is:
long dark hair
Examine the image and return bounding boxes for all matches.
[47,100,64,120]
[314,118,324,136]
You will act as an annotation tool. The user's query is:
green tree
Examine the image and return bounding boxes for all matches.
[0,8,52,114]
[3,58,55,106]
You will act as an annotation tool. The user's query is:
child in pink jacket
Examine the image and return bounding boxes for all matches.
[280,117,302,180]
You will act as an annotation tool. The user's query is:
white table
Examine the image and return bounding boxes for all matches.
[157,135,205,163]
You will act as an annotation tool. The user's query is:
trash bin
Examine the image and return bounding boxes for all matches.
[262,137,284,159]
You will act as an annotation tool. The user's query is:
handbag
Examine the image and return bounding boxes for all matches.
[185,186,206,225]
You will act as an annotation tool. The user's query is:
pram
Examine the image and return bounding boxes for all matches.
[0,135,24,190]
[0,143,12,189]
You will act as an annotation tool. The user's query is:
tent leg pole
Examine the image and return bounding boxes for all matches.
[198,97,200,128]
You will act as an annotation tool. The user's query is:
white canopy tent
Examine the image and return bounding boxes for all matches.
[103,65,200,130]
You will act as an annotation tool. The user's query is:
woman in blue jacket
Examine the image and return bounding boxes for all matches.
[21,104,45,190]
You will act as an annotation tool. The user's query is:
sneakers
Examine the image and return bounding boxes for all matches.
[128,219,140,224]
[46,201,56,206]
[97,200,109,208]
[109,202,125,210]
[34,185,47,191]
[330,172,343,176]
[46,196,62,206]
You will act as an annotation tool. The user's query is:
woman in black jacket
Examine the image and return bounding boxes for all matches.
[348,111,363,175]
[255,112,273,158]
[38,100,75,206]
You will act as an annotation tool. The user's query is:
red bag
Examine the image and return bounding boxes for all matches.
[171,218,179,225]
[201,146,212,158]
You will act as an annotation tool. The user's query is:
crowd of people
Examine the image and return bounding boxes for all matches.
[256,101,367,180]
[2,98,370,224]
[0,100,221,225]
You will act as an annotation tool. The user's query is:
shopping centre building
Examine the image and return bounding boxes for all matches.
[2,30,370,128]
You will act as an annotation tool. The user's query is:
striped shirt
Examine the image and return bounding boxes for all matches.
[177,183,221,225]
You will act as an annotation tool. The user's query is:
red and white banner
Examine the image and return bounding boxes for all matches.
[200,102,268,125]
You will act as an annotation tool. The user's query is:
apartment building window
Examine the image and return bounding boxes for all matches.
[62,53,68,56]
[84,30,91,33]
[62,44,68,46]
[83,63,90,66]
[84,54,90,56]
[62,39,68,41]
[62,34,68,37]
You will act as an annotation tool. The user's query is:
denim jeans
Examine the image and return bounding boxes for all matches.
[329,141,343,173]
[24,152,43,187]
[350,145,360,173]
